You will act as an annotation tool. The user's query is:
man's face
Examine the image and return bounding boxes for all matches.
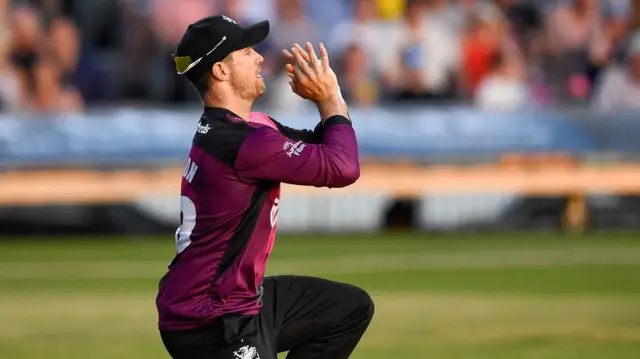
[227,47,265,101]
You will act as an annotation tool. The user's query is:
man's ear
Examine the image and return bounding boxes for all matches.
[211,62,228,81]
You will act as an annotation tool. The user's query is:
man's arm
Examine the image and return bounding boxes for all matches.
[270,117,325,144]
[268,90,349,144]
[234,115,358,188]
[232,42,356,187]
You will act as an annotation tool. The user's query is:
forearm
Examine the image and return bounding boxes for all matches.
[316,92,349,122]
[235,117,359,188]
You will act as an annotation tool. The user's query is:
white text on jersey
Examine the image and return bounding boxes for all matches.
[183,157,198,183]
[282,140,306,158]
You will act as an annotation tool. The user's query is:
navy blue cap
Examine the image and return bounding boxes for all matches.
[174,15,270,81]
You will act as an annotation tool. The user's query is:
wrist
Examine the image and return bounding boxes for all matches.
[316,94,349,122]
[316,92,343,107]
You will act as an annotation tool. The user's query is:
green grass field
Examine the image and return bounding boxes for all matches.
[1,232,640,359]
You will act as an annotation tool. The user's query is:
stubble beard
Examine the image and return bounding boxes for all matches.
[230,72,265,102]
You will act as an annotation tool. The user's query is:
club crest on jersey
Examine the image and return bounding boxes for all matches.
[196,121,210,134]
[233,345,260,359]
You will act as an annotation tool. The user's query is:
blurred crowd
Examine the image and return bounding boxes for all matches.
[1,0,640,114]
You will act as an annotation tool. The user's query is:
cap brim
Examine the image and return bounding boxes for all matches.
[236,20,270,50]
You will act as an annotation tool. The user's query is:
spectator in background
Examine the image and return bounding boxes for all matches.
[474,49,529,112]
[258,0,319,98]
[631,0,640,30]
[269,0,318,52]
[375,0,406,20]
[439,0,475,34]
[261,0,320,114]
[388,0,430,100]
[0,1,24,112]
[264,60,310,113]
[327,0,402,90]
[242,0,276,23]
[117,0,162,102]
[151,0,218,50]
[611,0,640,60]
[586,2,631,86]
[543,0,603,103]
[327,0,386,64]
[33,58,82,112]
[6,0,638,111]
[440,0,502,36]
[150,0,218,103]
[339,43,380,107]
[47,17,106,107]
[219,0,247,20]
[592,31,640,111]
[33,0,64,26]
[546,0,601,53]
[495,0,545,54]
[459,6,504,99]
[420,0,447,22]
[383,0,460,101]
[9,5,43,110]
[33,17,85,112]
[303,0,350,40]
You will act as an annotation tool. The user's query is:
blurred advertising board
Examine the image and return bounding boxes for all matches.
[1,106,630,169]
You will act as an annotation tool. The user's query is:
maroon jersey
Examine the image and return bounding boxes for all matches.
[156,107,359,330]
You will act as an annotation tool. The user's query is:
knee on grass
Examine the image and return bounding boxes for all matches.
[345,284,375,325]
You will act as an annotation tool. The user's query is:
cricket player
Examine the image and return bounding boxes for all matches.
[156,15,374,359]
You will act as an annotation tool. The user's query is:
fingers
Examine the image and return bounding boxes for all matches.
[284,42,328,100]
[305,42,321,73]
[291,45,313,78]
[282,49,294,62]
[282,46,310,64]
[319,42,330,72]
[290,53,307,82]
[285,62,295,72]
[283,43,327,69]
[292,43,311,63]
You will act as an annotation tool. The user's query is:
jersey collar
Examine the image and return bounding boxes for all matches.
[203,107,248,122]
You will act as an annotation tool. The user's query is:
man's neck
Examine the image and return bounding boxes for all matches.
[203,96,252,121]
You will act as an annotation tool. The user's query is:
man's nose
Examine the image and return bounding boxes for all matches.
[251,48,264,64]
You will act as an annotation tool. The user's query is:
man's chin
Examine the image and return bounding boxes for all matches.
[254,84,266,99]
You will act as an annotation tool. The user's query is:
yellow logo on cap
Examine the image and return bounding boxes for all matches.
[174,55,193,73]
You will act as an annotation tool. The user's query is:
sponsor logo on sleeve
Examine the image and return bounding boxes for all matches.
[282,140,306,158]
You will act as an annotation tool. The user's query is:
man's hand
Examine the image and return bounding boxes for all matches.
[282,42,338,103]
[282,43,349,121]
